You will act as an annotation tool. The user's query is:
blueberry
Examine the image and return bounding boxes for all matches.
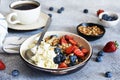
[49,7,54,11]
[48,14,52,17]
[107,16,113,21]
[95,56,102,62]
[79,46,83,50]
[50,35,58,38]
[57,9,62,13]
[69,55,77,63]
[83,9,88,13]
[59,53,66,62]
[12,70,20,77]
[105,71,112,78]
[54,47,61,53]
[97,50,104,56]
[54,55,61,64]
[112,16,118,20]
[102,14,109,20]
[60,7,64,11]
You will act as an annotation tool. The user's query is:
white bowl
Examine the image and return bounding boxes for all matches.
[20,31,92,74]
[98,12,120,27]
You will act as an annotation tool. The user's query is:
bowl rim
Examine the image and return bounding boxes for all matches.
[77,23,106,37]
[20,31,92,71]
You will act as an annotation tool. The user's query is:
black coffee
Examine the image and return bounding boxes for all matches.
[13,3,38,10]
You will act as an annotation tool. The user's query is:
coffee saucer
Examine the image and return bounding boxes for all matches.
[7,12,49,30]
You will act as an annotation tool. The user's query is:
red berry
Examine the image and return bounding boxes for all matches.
[60,36,67,45]
[0,60,6,70]
[64,35,73,40]
[74,49,84,57]
[69,39,77,45]
[81,48,89,54]
[58,62,68,68]
[97,9,104,16]
[103,41,119,53]
[65,45,75,54]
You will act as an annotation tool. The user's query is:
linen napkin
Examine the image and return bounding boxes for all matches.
[0,13,8,47]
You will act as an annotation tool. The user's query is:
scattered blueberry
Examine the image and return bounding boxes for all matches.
[11,70,20,77]
[48,14,52,17]
[49,7,54,11]
[83,9,88,13]
[57,9,62,14]
[95,56,102,62]
[97,50,104,56]
[60,7,64,11]
[105,71,112,78]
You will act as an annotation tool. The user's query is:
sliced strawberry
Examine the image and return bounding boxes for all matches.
[58,62,68,68]
[81,48,89,54]
[60,36,67,45]
[65,35,73,40]
[69,39,77,45]
[97,9,104,16]
[65,45,75,54]
[0,60,6,70]
[74,49,84,57]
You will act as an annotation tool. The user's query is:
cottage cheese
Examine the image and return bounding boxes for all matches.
[30,41,58,69]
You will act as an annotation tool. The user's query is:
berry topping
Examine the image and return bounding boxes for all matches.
[95,56,102,62]
[103,41,119,53]
[12,70,20,77]
[97,50,104,56]
[58,62,68,68]
[54,55,61,64]
[54,47,61,53]
[69,55,77,63]
[0,60,6,70]
[105,71,112,78]
[48,14,52,17]
[97,9,104,16]
[83,9,88,13]
[49,7,54,11]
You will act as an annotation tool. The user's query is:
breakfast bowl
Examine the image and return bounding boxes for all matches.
[20,31,92,75]
[98,12,120,27]
[77,23,105,41]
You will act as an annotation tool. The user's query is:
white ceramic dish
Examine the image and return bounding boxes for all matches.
[20,31,92,74]
[98,12,120,27]
[7,12,49,30]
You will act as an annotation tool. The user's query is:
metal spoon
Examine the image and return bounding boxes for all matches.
[25,17,52,59]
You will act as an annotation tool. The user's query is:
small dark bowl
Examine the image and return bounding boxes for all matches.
[77,23,105,41]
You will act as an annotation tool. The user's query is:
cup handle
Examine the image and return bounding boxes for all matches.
[6,12,20,24]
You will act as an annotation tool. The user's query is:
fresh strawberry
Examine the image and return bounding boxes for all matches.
[81,48,89,54]
[58,62,68,68]
[65,45,75,54]
[103,41,119,53]
[60,36,67,45]
[97,9,104,16]
[65,35,73,40]
[0,60,6,70]
[74,49,84,57]
[69,39,77,45]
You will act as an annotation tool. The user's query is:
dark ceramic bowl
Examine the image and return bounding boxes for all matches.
[77,23,105,41]
[20,31,92,75]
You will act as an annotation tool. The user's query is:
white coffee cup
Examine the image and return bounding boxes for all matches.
[7,0,41,25]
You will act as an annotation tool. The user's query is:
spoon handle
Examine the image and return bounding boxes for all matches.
[37,17,52,46]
